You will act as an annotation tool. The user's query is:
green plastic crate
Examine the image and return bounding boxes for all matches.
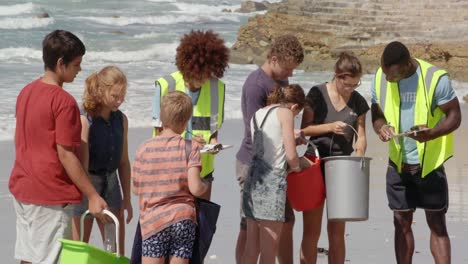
[60,239,130,264]
[60,209,130,264]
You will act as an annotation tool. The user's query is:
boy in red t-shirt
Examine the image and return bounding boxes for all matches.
[8,30,108,264]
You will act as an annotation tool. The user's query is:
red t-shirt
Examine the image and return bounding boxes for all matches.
[9,79,82,205]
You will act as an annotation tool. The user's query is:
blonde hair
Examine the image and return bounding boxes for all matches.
[161,91,193,129]
[267,84,305,110]
[82,66,127,116]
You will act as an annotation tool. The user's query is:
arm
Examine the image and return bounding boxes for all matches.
[152,84,163,134]
[354,114,367,156]
[118,114,133,224]
[409,98,461,142]
[371,103,394,142]
[57,144,108,219]
[80,115,90,171]
[278,108,300,172]
[187,166,207,197]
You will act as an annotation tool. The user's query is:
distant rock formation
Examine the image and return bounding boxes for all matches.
[231,0,468,81]
[235,1,269,13]
[37,12,50,18]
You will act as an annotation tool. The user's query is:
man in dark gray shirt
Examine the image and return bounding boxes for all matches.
[235,34,304,264]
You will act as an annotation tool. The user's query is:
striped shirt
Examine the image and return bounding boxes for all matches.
[133,134,201,240]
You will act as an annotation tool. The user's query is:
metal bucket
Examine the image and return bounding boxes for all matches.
[322,156,372,221]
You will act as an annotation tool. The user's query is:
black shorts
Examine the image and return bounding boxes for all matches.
[386,161,449,212]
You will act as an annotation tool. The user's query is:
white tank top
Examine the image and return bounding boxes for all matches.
[250,106,286,172]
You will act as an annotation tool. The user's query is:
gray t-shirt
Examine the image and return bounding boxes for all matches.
[236,67,287,164]
[305,83,370,158]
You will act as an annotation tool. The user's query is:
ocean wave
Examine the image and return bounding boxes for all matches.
[76,14,239,26]
[85,43,178,62]
[172,2,241,14]
[0,17,54,29]
[0,47,41,61]
[0,3,35,16]
[145,0,175,2]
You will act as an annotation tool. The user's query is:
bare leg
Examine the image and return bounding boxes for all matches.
[243,219,260,264]
[300,205,324,264]
[142,256,165,264]
[278,221,294,264]
[425,210,451,264]
[393,211,414,264]
[327,220,346,264]
[71,216,94,242]
[258,220,283,264]
[169,256,189,264]
[235,223,247,264]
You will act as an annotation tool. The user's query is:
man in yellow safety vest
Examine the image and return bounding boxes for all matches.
[371,41,461,264]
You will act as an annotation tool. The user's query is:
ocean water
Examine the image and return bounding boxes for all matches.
[0,0,467,141]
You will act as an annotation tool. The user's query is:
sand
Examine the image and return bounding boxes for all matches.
[1,105,468,263]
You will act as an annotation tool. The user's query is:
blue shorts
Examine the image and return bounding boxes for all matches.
[73,171,122,217]
[142,220,196,259]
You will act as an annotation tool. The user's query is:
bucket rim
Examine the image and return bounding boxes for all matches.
[322,156,372,161]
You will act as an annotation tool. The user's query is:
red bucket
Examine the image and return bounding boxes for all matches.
[287,154,325,211]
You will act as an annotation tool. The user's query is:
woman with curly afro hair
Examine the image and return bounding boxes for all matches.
[152,30,229,201]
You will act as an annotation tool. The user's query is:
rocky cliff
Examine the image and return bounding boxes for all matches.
[231,0,468,81]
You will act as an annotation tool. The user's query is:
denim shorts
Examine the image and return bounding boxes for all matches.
[237,159,294,229]
[142,220,197,259]
[73,171,122,217]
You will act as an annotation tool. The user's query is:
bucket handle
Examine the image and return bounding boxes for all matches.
[308,141,320,159]
[80,209,121,257]
[329,124,359,156]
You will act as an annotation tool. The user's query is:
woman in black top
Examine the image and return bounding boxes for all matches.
[300,52,369,264]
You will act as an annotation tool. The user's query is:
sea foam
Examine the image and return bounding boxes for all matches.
[0,17,54,29]
[0,2,35,16]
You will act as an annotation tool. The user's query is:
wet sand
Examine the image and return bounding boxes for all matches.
[0,105,467,263]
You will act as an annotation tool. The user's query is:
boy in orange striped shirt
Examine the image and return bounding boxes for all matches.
[133,91,208,264]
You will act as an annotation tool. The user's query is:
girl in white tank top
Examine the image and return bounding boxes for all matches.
[243,84,306,264]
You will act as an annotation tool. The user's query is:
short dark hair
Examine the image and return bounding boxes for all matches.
[42,30,86,71]
[381,41,410,67]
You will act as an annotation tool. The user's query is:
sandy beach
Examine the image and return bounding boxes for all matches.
[1,106,468,264]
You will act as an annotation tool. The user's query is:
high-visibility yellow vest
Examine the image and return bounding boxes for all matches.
[154,71,225,177]
[375,59,453,177]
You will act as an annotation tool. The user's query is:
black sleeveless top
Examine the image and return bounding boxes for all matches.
[305,83,369,158]
[84,110,124,175]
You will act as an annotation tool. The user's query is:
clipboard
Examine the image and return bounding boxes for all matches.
[391,126,430,138]
[200,144,233,154]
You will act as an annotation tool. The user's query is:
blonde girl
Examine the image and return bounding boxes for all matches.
[72,66,133,255]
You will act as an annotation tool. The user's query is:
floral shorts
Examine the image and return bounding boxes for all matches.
[142,220,196,259]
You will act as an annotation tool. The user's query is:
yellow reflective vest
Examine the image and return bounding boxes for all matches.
[374,59,453,177]
[155,71,225,177]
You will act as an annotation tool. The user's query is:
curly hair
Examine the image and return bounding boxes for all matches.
[267,84,305,110]
[267,34,304,65]
[175,30,229,84]
[82,66,127,116]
